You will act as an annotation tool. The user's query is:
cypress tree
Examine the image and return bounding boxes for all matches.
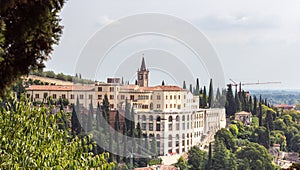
[109,132,114,162]
[259,96,263,126]
[71,105,82,135]
[215,87,221,108]
[150,137,158,158]
[125,98,131,133]
[114,110,120,163]
[253,95,257,115]
[75,96,81,124]
[203,86,207,108]
[183,81,186,89]
[195,78,200,95]
[248,96,253,113]
[225,85,236,117]
[208,79,214,108]
[130,106,135,137]
[189,84,193,93]
[96,102,101,131]
[87,99,93,132]
[122,122,128,163]
[235,89,241,112]
[207,142,212,170]
[162,80,165,86]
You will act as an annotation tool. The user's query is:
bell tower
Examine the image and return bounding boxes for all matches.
[137,56,149,87]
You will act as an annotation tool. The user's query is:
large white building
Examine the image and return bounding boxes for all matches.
[26,57,226,155]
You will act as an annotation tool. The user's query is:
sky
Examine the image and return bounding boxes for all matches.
[46,0,300,90]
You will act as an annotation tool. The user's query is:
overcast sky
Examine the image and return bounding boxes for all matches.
[46,0,300,90]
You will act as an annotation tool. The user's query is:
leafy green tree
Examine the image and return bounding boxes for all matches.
[264,110,274,131]
[214,128,236,152]
[0,98,114,169]
[229,124,239,137]
[236,142,277,170]
[212,140,237,170]
[187,146,207,170]
[250,126,270,149]
[174,156,188,170]
[0,0,64,97]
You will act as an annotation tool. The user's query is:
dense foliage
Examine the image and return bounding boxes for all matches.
[0,0,65,97]
[0,97,114,169]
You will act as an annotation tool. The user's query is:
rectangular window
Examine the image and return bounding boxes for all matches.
[178,105,181,109]
[157,95,161,100]
[156,124,161,131]
[142,123,146,130]
[130,95,134,100]
[166,104,168,108]
[88,95,93,100]
[70,94,74,99]
[80,94,84,99]
[35,94,39,99]
[157,104,161,109]
[174,95,176,100]
[149,123,153,131]
[110,87,114,92]
[98,87,102,91]
[178,95,180,99]
[62,94,66,99]
[166,95,168,100]
[121,95,125,100]
[168,141,172,147]
[110,95,114,100]
[174,104,176,108]
[170,104,172,108]
[170,95,172,100]
[98,95,102,100]
[110,104,114,108]
[182,123,185,130]
[168,124,172,131]
[53,94,57,99]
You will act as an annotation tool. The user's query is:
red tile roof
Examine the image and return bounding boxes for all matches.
[25,85,95,91]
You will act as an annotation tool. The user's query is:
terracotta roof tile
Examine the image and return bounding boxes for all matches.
[25,85,95,91]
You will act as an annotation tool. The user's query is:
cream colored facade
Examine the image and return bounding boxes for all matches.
[25,57,226,155]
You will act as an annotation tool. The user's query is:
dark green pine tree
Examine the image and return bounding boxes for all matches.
[183,81,186,89]
[102,94,110,131]
[265,110,274,131]
[150,137,158,158]
[195,78,200,95]
[235,89,241,112]
[109,131,114,162]
[71,105,82,135]
[189,84,193,93]
[208,79,214,108]
[212,140,237,170]
[259,96,263,126]
[114,110,121,163]
[203,86,207,108]
[206,142,212,170]
[248,96,253,113]
[225,85,236,117]
[125,98,131,134]
[96,102,101,131]
[136,123,142,155]
[122,122,128,163]
[87,99,93,132]
[130,106,135,137]
[75,96,81,124]
[162,80,165,86]
[253,95,258,115]
[215,87,221,108]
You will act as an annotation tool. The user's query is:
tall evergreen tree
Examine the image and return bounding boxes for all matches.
[96,102,101,131]
[195,78,200,95]
[114,111,120,163]
[203,86,207,108]
[87,99,93,132]
[122,122,128,163]
[124,98,131,132]
[189,84,193,93]
[212,140,237,170]
[206,142,212,170]
[71,105,82,135]
[248,96,253,113]
[215,87,221,108]
[183,81,186,89]
[225,85,236,117]
[75,96,81,124]
[162,80,165,86]
[253,95,258,115]
[234,89,241,112]
[130,106,135,137]
[150,137,158,158]
[208,79,214,108]
[259,96,263,126]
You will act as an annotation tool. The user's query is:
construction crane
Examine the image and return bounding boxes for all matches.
[227,79,281,91]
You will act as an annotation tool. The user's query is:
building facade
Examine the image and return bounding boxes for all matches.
[25,57,226,155]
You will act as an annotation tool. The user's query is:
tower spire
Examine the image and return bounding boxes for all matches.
[140,54,146,71]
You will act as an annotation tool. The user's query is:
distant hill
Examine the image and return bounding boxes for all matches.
[25,75,74,86]
[249,90,300,105]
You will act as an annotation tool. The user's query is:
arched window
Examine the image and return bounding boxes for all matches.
[149,115,153,121]
[187,115,189,121]
[182,115,185,121]
[142,115,146,121]
[176,134,179,147]
[156,116,161,122]
[156,116,161,131]
[157,134,160,140]
[168,116,173,122]
[176,116,180,130]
